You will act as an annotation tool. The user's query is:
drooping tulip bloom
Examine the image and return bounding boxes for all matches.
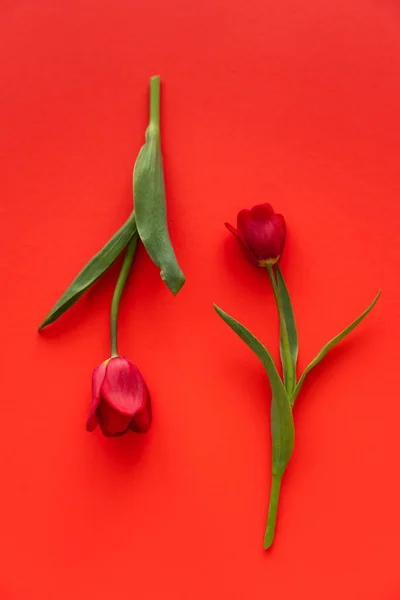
[86,356,151,437]
[225,203,286,267]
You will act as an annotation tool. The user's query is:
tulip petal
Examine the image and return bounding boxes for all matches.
[227,204,286,267]
[247,211,286,261]
[86,362,107,432]
[236,209,251,238]
[97,399,133,437]
[130,396,152,433]
[101,357,147,416]
[249,203,274,220]
[272,213,286,238]
[271,213,286,255]
[225,221,258,266]
[238,205,274,242]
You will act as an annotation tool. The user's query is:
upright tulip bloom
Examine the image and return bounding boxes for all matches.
[86,356,152,437]
[225,203,286,266]
[215,202,380,550]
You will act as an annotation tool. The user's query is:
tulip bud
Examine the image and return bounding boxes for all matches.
[225,203,286,267]
[86,356,151,437]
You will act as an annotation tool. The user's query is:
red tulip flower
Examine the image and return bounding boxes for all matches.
[86,356,152,437]
[225,203,286,266]
[216,201,380,549]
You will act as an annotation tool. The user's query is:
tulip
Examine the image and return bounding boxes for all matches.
[225,203,286,266]
[86,356,152,437]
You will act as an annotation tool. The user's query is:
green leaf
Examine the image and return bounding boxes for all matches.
[133,76,185,295]
[214,305,294,475]
[291,291,381,405]
[276,266,298,394]
[38,213,137,330]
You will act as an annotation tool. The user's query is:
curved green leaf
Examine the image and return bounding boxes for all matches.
[38,213,137,330]
[214,304,294,475]
[133,76,185,295]
[276,266,298,393]
[291,291,381,405]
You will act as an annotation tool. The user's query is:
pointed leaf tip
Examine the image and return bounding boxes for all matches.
[291,290,381,404]
[38,213,137,330]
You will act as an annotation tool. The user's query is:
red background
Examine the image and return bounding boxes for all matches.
[0,0,399,598]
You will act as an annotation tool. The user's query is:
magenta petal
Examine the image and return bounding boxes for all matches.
[236,209,251,238]
[226,218,258,265]
[86,362,107,432]
[101,357,147,416]
[246,211,286,261]
[130,396,152,433]
[249,203,274,220]
[97,399,133,437]
[270,213,286,255]
[247,220,275,258]
[226,204,286,266]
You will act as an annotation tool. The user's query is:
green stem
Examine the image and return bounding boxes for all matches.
[267,264,295,396]
[149,75,161,130]
[110,233,138,357]
[264,474,282,549]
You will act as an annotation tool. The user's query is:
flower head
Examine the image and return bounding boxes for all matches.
[86,356,151,437]
[225,203,286,267]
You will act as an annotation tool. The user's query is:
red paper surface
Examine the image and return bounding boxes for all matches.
[0,0,399,598]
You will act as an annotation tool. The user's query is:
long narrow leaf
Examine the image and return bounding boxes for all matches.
[38,213,137,330]
[276,266,298,394]
[134,76,185,295]
[214,305,294,475]
[291,291,380,405]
